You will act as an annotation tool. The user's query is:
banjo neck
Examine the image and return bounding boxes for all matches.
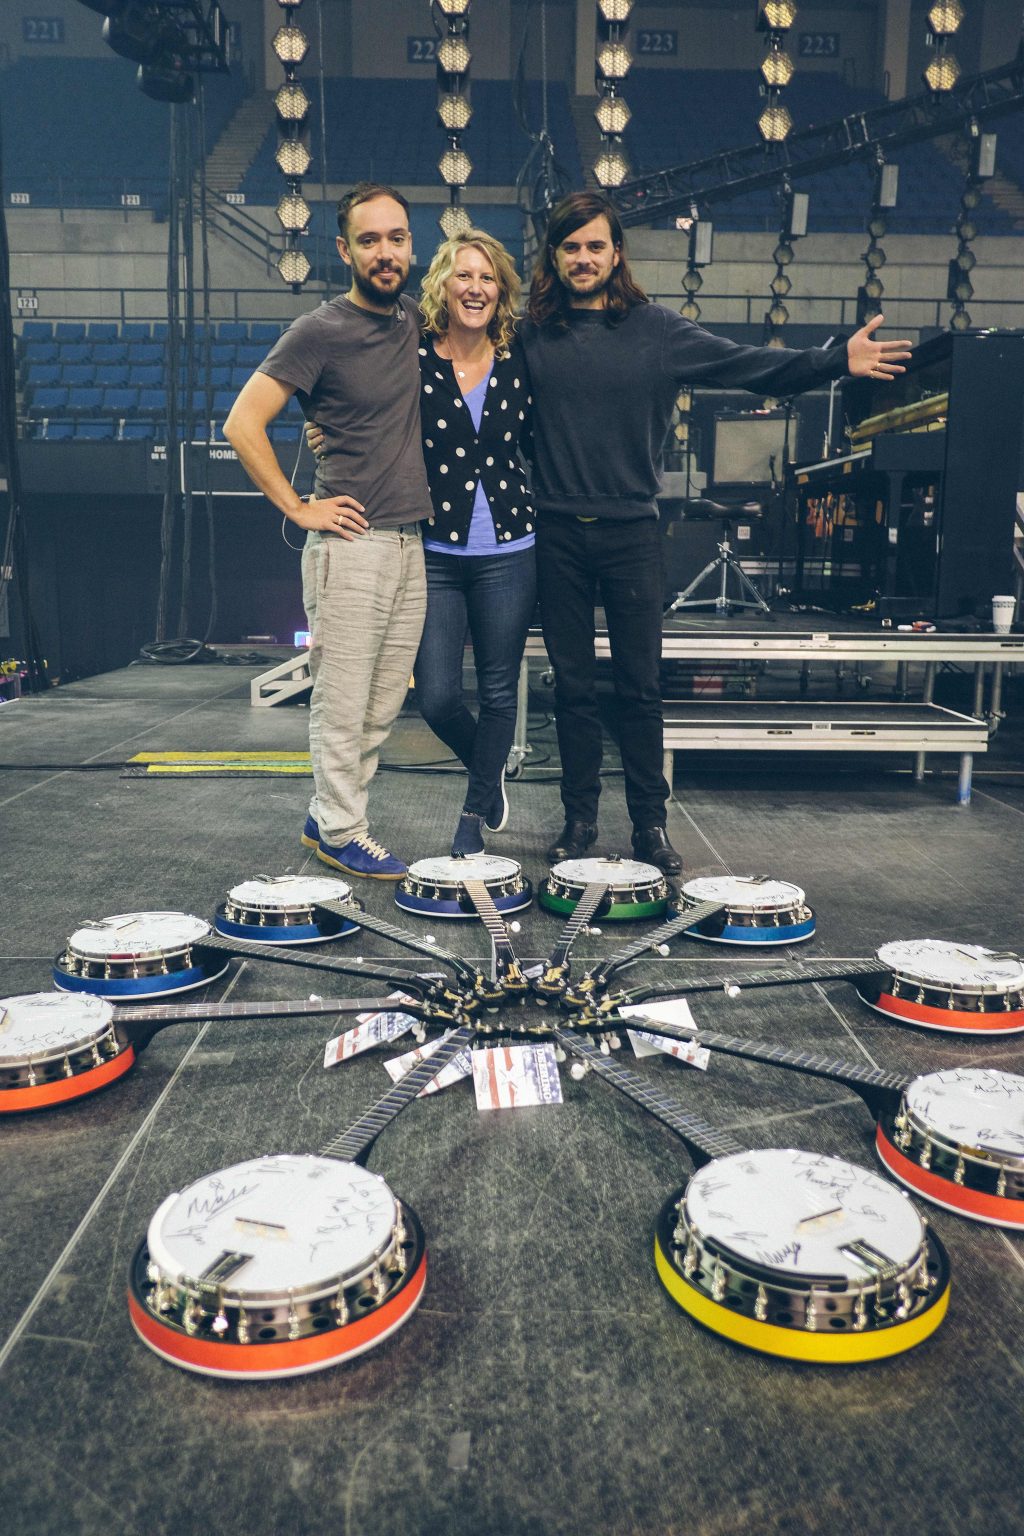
[615,958,884,1006]
[198,931,438,996]
[539,882,610,980]
[694,1030,910,1115]
[320,1023,478,1165]
[317,899,480,983]
[461,880,528,994]
[114,994,421,1045]
[590,900,728,984]
[555,1027,744,1165]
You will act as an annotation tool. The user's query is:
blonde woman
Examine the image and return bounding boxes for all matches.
[310,229,535,857]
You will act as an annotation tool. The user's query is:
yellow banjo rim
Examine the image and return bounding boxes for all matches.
[654,1233,950,1364]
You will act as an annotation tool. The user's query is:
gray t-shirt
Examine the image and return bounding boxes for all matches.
[258,292,430,528]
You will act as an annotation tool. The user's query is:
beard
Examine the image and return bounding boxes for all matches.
[350,262,409,305]
[560,266,614,299]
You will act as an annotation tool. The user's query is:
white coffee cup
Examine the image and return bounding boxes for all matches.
[992,595,1016,633]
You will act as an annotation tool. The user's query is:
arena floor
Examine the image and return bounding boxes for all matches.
[1,657,1022,1536]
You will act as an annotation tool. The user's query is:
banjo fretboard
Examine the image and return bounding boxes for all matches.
[199,931,438,994]
[462,880,524,986]
[617,958,883,1005]
[114,994,423,1040]
[693,1030,910,1111]
[321,1024,478,1164]
[319,900,479,982]
[555,1026,744,1164]
[545,883,610,974]
[591,900,728,983]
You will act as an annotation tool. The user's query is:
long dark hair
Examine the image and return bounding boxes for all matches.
[528,191,649,329]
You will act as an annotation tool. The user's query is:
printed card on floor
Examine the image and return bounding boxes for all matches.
[626,1028,710,1072]
[384,1031,474,1096]
[472,1044,563,1111]
[618,998,698,1033]
[323,993,418,1068]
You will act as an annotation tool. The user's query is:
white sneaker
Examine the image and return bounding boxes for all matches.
[484,767,509,833]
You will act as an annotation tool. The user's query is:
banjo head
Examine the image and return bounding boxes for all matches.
[876,1067,1024,1228]
[128,1154,426,1379]
[0,991,134,1112]
[396,854,532,919]
[680,875,815,946]
[865,941,1024,1035]
[54,911,227,1000]
[539,857,669,922]
[215,874,359,945]
[656,1148,949,1363]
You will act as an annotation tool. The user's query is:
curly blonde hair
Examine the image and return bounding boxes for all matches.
[420,229,520,357]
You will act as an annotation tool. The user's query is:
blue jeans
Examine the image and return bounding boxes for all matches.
[415,545,537,815]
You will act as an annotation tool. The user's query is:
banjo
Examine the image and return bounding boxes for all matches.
[856,940,1024,1036]
[555,1026,950,1363]
[0,990,415,1115]
[678,876,816,946]
[539,858,670,923]
[625,1020,1024,1230]
[214,874,362,945]
[395,855,533,920]
[127,1025,477,1379]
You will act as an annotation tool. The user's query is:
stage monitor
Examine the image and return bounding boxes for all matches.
[712,411,796,487]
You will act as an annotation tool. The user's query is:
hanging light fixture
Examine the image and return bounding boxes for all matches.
[756,0,797,143]
[434,0,473,237]
[924,0,964,93]
[594,1,634,189]
[763,187,807,347]
[857,159,898,325]
[273,0,311,291]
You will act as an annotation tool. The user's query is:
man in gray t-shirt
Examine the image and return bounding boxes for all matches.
[224,183,430,879]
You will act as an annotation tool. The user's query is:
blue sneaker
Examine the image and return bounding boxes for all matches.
[451,812,485,857]
[484,767,509,833]
[300,814,320,849]
[317,832,407,880]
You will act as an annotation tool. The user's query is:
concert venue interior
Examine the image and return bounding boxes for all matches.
[1,4,1023,1533]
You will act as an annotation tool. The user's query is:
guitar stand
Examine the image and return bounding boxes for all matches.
[667,527,771,617]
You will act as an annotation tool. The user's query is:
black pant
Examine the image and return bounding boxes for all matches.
[536,513,668,829]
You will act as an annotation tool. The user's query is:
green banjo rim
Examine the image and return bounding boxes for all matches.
[538,889,668,922]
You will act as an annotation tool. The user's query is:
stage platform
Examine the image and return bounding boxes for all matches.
[1,658,1023,1536]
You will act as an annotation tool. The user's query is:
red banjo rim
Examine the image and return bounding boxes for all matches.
[0,1044,136,1114]
[875,1123,1024,1229]
[127,1232,428,1379]
[866,989,1024,1035]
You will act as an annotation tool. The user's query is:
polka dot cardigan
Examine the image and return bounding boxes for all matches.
[418,335,534,547]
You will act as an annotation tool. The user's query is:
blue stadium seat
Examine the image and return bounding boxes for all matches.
[212,390,236,418]
[209,366,231,389]
[129,342,164,364]
[68,387,104,416]
[138,388,168,417]
[284,395,304,418]
[229,366,251,389]
[101,387,139,415]
[210,343,236,364]
[26,363,61,388]
[250,322,283,344]
[21,321,54,341]
[129,365,163,387]
[121,322,152,341]
[92,342,129,365]
[61,364,97,386]
[150,322,169,339]
[55,322,86,341]
[57,343,90,365]
[88,322,119,340]
[121,421,156,440]
[271,423,301,443]
[29,386,68,417]
[236,344,267,367]
[94,364,130,387]
[216,322,249,342]
[37,420,74,441]
[24,341,58,365]
[75,421,115,441]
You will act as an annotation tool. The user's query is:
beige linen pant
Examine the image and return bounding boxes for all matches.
[301,525,426,847]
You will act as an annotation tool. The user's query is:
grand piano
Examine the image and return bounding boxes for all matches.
[790,329,1024,619]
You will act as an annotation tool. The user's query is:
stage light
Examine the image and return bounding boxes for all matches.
[597,42,632,79]
[437,37,471,75]
[439,148,473,186]
[927,0,963,35]
[950,309,972,331]
[276,0,304,8]
[760,0,798,29]
[595,96,631,135]
[676,389,692,413]
[770,272,792,296]
[598,0,635,18]
[277,248,311,285]
[138,62,194,103]
[961,185,981,210]
[434,0,471,12]
[867,215,887,239]
[772,241,794,266]
[673,422,689,442]
[957,216,977,241]
[275,138,311,177]
[680,300,701,322]
[924,52,960,92]
[439,204,473,239]
[438,92,472,130]
[276,192,311,232]
[950,274,974,302]
[275,81,310,120]
[760,50,794,87]
[758,103,792,141]
[865,246,886,269]
[594,148,629,187]
[768,302,790,325]
[103,3,182,66]
[681,268,703,293]
[272,25,309,65]
[954,247,976,272]
[864,276,884,300]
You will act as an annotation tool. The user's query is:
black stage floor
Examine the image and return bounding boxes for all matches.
[1,659,1023,1536]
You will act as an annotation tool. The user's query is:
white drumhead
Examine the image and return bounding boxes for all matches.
[68,911,211,959]
[682,875,805,911]
[408,855,520,883]
[905,1068,1024,1160]
[148,1154,398,1302]
[0,991,114,1066]
[877,939,1024,992]
[685,1149,924,1280]
[550,858,661,886]
[226,875,352,910]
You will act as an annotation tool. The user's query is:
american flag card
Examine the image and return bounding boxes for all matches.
[626,1028,709,1072]
[472,1043,563,1111]
[322,993,418,1069]
[383,1030,474,1096]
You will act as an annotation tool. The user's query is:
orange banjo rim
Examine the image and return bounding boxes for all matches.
[0,1043,136,1114]
[875,1122,1024,1229]
[867,989,1024,1035]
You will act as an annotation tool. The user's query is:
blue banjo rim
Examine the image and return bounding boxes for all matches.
[213,910,357,945]
[52,959,230,999]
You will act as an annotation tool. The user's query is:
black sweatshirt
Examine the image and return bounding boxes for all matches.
[519,303,850,520]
